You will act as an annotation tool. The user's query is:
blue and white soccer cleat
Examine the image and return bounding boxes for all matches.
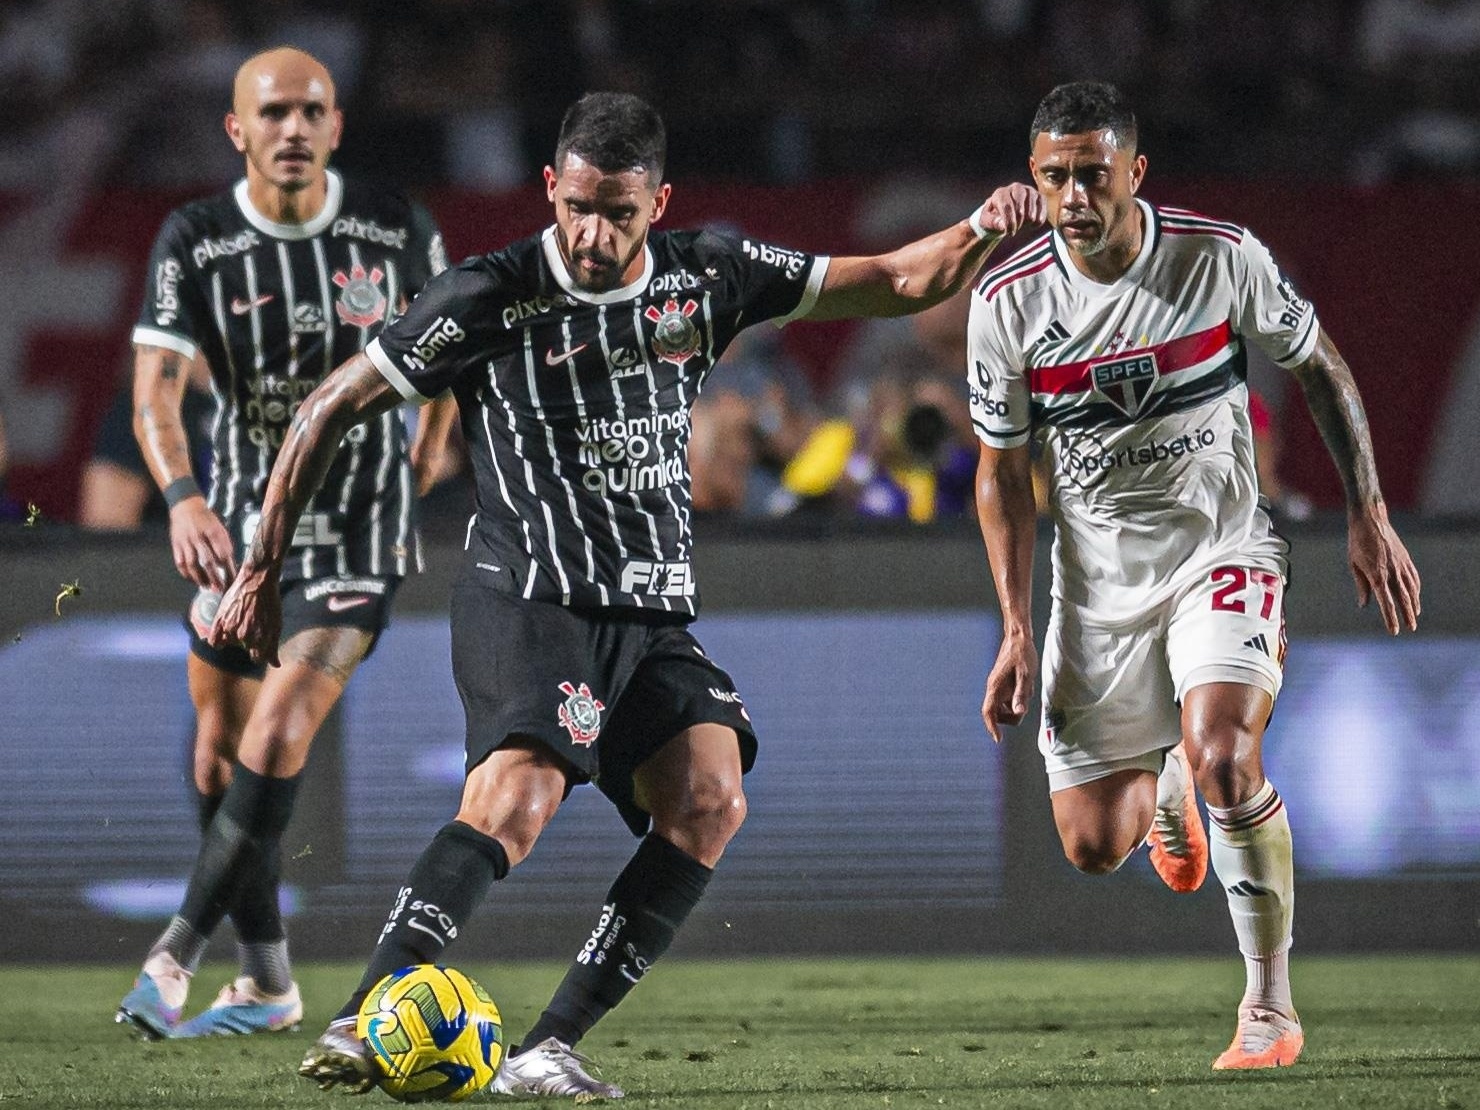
[115,962,188,1041]
[175,976,303,1037]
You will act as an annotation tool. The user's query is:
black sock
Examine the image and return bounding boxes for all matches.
[194,787,224,834]
[176,765,300,944]
[195,784,286,950]
[522,834,712,1051]
[334,821,509,1022]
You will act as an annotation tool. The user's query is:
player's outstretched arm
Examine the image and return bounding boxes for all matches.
[1288,327,1421,634]
[805,184,1046,321]
[133,344,234,589]
[209,352,400,665]
[976,441,1039,741]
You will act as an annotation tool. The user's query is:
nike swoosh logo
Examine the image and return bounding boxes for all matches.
[544,343,588,366]
[325,595,371,612]
[230,294,275,315]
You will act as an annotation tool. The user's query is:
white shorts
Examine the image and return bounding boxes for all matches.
[1039,562,1287,792]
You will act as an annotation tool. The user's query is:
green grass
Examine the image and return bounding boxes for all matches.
[1,957,1477,1108]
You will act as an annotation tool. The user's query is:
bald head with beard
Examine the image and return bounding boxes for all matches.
[225,47,342,207]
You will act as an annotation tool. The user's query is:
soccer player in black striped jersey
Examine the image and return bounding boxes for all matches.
[116,47,456,1043]
[212,91,1042,1098]
[972,82,1421,1071]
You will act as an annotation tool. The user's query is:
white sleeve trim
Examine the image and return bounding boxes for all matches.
[1275,312,1321,368]
[973,423,1031,450]
[366,337,431,405]
[132,326,198,360]
[771,255,831,328]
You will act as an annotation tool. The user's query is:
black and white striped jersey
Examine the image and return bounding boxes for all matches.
[367,226,829,618]
[132,169,446,583]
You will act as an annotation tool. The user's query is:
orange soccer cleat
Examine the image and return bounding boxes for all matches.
[1213,1008,1304,1070]
[1147,743,1208,893]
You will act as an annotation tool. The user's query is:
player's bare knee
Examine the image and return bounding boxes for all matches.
[1184,726,1262,808]
[653,782,747,862]
[457,756,566,865]
[1062,836,1130,876]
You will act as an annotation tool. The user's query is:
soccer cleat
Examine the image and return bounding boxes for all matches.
[491,1037,625,1099]
[175,976,303,1037]
[1147,742,1208,893]
[298,1017,380,1094]
[1213,1008,1304,1070]
[115,954,190,1040]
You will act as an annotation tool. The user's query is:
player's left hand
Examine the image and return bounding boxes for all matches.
[208,565,283,667]
[976,183,1048,239]
[1347,502,1421,634]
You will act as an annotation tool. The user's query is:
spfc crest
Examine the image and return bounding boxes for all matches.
[557,681,606,746]
[644,297,701,367]
[1090,351,1159,417]
[332,263,387,327]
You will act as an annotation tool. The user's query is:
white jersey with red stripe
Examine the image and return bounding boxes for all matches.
[967,199,1320,624]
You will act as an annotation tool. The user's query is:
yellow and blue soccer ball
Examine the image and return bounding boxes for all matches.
[356,964,503,1102]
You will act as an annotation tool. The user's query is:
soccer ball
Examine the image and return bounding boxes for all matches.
[356,964,504,1102]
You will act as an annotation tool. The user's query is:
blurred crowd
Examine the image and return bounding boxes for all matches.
[4,0,1480,189]
[4,0,1463,527]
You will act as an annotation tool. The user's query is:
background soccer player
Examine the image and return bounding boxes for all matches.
[969,81,1421,1069]
[211,91,1042,1098]
[116,47,454,1040]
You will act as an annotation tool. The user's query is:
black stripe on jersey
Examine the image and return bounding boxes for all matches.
[1032,347,1248,431]
[972,415,1032,442]
[974,235,1053,296]
[1158,207,1243,237]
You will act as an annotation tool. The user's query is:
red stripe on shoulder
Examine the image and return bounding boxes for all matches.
[975,233,1053,295]
[984,255,1054,301]
[1162,226,1243,245]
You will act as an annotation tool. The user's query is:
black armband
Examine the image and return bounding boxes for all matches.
[163,476,202,508]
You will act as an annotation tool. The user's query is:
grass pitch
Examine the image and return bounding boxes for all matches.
[1,956,1476,1109]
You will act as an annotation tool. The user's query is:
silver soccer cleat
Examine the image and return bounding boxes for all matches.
[491,1036,625,1099]
[297,1017,379,1093]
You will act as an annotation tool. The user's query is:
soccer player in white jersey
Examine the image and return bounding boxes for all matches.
[969,82,1421,1069]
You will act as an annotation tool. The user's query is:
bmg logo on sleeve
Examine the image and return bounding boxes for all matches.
[619,559,695,597]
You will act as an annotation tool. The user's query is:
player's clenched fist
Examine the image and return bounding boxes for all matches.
[976,183,1047,239]
[209,567,283,668]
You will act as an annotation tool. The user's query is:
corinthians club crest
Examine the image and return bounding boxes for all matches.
[332,263,387,327]
[557,681,606,746]
[644,297,702,367]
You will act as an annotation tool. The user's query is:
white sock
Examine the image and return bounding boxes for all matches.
[1207,779,1295,1018]
[1154,744,1190,812]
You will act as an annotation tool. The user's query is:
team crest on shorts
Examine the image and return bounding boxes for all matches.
[333,263,387,327]
[644,298,701,367]
[557,681,606,746]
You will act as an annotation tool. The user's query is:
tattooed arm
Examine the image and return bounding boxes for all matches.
[210,352,399,665]
[1287,328,1421,633]
[133,344,234,588]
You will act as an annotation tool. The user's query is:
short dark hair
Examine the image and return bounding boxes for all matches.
[554,92,666,180]
[1029,81,1138,152]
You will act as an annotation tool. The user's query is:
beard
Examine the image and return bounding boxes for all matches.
[1062,223,1109,257]
[559,227,641,293]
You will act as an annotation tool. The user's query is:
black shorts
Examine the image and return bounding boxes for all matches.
[186,575,399,678]
[451,584,758,837]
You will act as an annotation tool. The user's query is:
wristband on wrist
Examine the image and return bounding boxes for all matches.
[968,205,1000,241]
[163,476,202,508]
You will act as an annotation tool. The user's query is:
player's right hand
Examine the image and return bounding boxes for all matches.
[981,632,1038,743]
[208,566,282,668]
[168,498,237,590]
